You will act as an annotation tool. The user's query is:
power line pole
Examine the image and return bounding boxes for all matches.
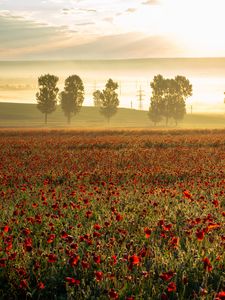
[136,86,145,111]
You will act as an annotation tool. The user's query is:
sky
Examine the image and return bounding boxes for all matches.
[1,0,225,59]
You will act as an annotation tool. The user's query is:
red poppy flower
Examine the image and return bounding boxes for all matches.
[167,282,176,292]
[196,230,204,241]
[69,255,79,267]
[162,224,172,232]
[65,277,80,286]
[81,260,90,269]
[111,255,117,265]
[216,291,225,300]
[0,258,7,268]
[183,190,192,199]
[3,225,9,233]
[108,289,119,299]
[160,271,175,281]
[19,279,28,289]
[37,282,45,289]
[202,257,213,272]
[47,234,55,244]
[24,237,32,252]
[93,224,101,230]
[129,255,140,265]
[48,253,57,263]
[170,236,179,248]
[116,214,123,221]
[95,271,103,282]
[61,231,68,239]
[86,210,92,218]
[161,293,168,300]
[93,254,101,264]
[144,227,151,238]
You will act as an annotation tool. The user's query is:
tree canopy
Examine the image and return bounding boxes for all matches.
[60,75,84,124]
[93,90,102,107]
[149,75,192,125]
[94,79,119,123]
[36,74,59,124]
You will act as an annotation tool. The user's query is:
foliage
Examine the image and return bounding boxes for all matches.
[0,129,225,299]
[149,75,192,125]
[93,90,103,107]
[95,79,119,123]
[36,74,59,124]
[60,75,84,124]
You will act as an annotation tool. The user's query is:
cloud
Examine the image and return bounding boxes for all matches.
[142,0,160,5]
[103,17,114,23]
[21,32,183,59]
[126,8,137,13]
[0,15,70,59]
[61,7,97,15]
[75,22,95,26]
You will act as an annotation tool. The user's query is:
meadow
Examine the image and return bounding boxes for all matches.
[0,103,225,129]
[0,129,225,299]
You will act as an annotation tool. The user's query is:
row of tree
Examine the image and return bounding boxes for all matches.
[36,74,192,125]
[36,74,119,124]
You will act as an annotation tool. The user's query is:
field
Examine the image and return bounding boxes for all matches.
[0,129,225,299]
[0,103,225,129]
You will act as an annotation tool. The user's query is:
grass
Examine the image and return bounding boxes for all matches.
[0,102,224,128]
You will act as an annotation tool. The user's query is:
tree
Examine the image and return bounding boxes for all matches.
[36,74,59,124]
[97,79,119,123]
[93,90,102,107]
[148,97,163,126]
[149,75,192,126]
[60,75,84,124]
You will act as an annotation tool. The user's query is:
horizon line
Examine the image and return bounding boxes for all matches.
[1,57,225,63]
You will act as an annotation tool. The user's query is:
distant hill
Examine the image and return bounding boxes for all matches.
[0,102,224,129]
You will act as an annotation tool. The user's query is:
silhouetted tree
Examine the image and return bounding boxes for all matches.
[173,75,192,124]
[148,98,163,126]
[60,75,84,124]
[149,75,192,126]
[36,74,59,124]
[97,79,119,123]
[93,90,102,107]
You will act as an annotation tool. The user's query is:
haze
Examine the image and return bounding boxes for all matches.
[0,0,225,114]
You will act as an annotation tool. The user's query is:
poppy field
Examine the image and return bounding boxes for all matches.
[0,129,225,300]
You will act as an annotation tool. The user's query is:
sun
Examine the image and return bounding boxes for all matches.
[115,0,225,57]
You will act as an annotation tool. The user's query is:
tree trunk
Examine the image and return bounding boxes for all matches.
[67,113,71,125]
[166,116,169,126]
[45,113,48,124]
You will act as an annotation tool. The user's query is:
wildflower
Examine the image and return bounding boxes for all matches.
[202,257,213,272]
[144,227,151,238]
[95,271,103,282]
[48,253,57,263]
[167,281,176,292]
[37,282,45,289]
[160,271,175,281]
[65,277,80,286]
[69,255,79,267]
[196,229,204,241]
[129,255,140,265]
[108,289,119,299]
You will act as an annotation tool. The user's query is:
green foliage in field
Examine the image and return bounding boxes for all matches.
[0,130,225,299]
